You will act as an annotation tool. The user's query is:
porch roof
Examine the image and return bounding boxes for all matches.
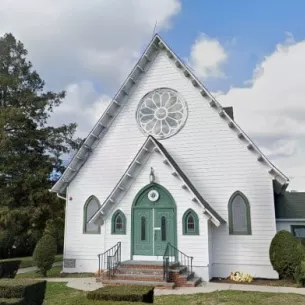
[89,136,225,226]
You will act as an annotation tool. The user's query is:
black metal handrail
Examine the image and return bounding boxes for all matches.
[163,242,193,281]
[97,242,121,279]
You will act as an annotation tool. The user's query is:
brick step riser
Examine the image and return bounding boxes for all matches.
[119,265,164,270]
[116,269,164,276]
[97,277,198,288]
[114,275,164,282]
[103,283,174,289]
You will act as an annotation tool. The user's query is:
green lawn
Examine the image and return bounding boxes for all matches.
[43,282,305,305]
[0,254,63,269]
[16,266,94,279]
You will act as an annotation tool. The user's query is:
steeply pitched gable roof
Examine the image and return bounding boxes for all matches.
[89,136,225,226]
[275,192,305,219]
[50,34,289,196]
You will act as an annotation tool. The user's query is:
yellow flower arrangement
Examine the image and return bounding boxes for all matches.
[230,271,253,283]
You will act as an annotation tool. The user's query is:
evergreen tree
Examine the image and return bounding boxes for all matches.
[0,33,78,258]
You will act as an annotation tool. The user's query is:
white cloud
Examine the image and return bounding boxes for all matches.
[188,33,228,79]
[217,33,305,190]
[0,0,181,137]
[48,81,111,139]
[0,0,181,90]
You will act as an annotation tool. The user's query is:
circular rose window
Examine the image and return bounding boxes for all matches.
[136,88,188,139]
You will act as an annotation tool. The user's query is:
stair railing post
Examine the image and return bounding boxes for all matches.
[165,257,169,281]
[98,254,100,276]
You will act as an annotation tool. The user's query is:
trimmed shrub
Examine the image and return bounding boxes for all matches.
[0,298,24,305]
[295,261,305,286]
[0,279,46,304]
[269,230,305,279]
[33,234,57,277]
[0,261,21,279]
[87,285,154,303]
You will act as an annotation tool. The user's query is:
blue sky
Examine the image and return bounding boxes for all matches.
[161,0,305,92]
[1,0,305,189]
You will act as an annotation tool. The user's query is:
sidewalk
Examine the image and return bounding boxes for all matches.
[36,277,103,291]
[38,277,305,295]
[155,282,305,296]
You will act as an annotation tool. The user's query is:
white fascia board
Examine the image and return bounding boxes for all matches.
[276,219,305,222]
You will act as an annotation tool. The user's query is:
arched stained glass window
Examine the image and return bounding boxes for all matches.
[187,215,195,232]
[228,191,251,235]
[182,209,199,235]
[83,196,100,234]
[111,210,126,235]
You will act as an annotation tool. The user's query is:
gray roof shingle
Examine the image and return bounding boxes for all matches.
[275,192,305,219]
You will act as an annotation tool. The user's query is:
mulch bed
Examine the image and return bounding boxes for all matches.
[211,277,298,287]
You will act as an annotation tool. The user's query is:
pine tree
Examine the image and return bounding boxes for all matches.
[0,33,79,258]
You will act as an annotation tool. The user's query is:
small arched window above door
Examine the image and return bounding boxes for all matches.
[83,196,100,234]
[111,210,126,235]
[182,209,199,235]
[228,191,252,235]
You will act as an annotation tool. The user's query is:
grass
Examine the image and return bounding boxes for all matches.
[0,254,63,269]
[15,266,94,279]
[211,277,298,287]
[42,282,305,305]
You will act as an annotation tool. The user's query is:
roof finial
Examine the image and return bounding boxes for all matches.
[149,167,155,183]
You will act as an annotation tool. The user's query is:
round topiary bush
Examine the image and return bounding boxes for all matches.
[269,230,305,279]
[33,234,57,277]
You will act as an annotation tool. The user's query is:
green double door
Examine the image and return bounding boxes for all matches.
[133,208,176,256]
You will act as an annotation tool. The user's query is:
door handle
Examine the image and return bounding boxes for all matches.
[154,231,156,241]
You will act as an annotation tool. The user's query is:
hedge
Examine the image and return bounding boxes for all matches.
[295,260,305,286]
[0,279,46,305]
[87,285,154,303]
[0,298,24,305]
[0,261,21,279]
[33,234,57,277]
[0,255,62,269]
[269,230,305,279]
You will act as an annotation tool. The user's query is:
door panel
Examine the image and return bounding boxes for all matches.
[133,209,153,255]
[154,208,175,256]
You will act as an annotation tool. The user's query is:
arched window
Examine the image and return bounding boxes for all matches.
[112,210,126,235]
[228,191,252,235]
[182,209,199,235]
[83,196,100,234]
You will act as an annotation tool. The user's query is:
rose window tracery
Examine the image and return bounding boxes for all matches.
[136,88,188,139]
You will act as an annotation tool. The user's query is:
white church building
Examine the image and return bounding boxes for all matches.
[51,34,304,287]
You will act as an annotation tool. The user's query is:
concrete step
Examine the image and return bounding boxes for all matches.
[102,279,175,289]
[174,266,187,274]
[185,277,202,287]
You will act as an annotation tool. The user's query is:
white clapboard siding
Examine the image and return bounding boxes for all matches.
[64,50,278,278]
